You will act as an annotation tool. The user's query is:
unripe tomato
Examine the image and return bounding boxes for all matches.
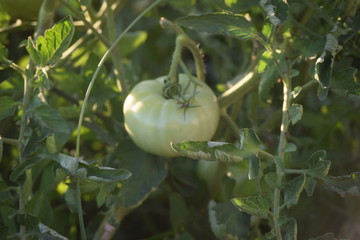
[0,0,43,20]
[123,74,220,157]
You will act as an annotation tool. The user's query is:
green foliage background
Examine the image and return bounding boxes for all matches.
[0,0,359,239]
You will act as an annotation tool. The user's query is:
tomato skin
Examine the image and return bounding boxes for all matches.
[1,0,43,20]
[123,74,220,157]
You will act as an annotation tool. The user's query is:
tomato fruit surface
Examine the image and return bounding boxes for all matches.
[123,74,220,157]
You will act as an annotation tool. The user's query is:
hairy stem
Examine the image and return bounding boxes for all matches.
[273,73,292,240]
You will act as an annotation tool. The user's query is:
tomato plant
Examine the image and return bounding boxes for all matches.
[0,0,43,20]
[0,0,359,240]
[123,73,220,157]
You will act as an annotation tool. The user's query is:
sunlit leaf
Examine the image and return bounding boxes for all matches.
[257,51,272,73]
[118,31,148,57]
[231,194,272,218]
[172,141,244,163]
[176,12,259,40]
[26,16,74,66]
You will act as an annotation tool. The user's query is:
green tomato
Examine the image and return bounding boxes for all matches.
[123,74,220,157]
[1,0,43,20]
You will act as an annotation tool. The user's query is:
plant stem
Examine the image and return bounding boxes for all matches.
[0,137,19,146]
[160,18,205,82]
[76,178,86,240]
[273,72,292,240]
[166,36,183,86]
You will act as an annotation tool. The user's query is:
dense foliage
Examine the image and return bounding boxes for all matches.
[0,0,359,239]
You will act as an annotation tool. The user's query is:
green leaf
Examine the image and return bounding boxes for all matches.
[18,213,39,231]
[173,129,264,163]
[330,67,359,91]
[96,185,107,207]
[26,37,42,66]
[26,16,74,66]
[0,43,9,62]
[113,141,167,208]
[64,188,77,213]
[172,141,244,163]
[306,150,331,177]
[46,134,57,154]
[59,154,78,175]
[284,143,297,153]
[0,138,2,163]
[304,177,316,197]
[260,0,288,27]
[283,175,305,208]
[323,172,360,197]
[209,200,250,240]
[38,223,68,240]
[264,172,277,189]
[0,96,18,121]
[261,21,273,39]
[118,31,148,57]
[9,156,43,183]
[257,51,273,73]
[315,34,338,100]
[289,104,303,125]
[283,218,297,240]
[169,193,189,229]
[292,86,302,98]
[248,155,260,179]
[309,232,339,240]
[33,104,70,134]
[81,164,131,183]
[231,194,272,218]
[259,63,278,102]
[176,12,259,40]
[36,68,50,90]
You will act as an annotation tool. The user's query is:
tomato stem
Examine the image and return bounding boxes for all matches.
[160,18,205,99]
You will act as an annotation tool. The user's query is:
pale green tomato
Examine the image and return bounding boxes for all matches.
[123,74,220,157]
